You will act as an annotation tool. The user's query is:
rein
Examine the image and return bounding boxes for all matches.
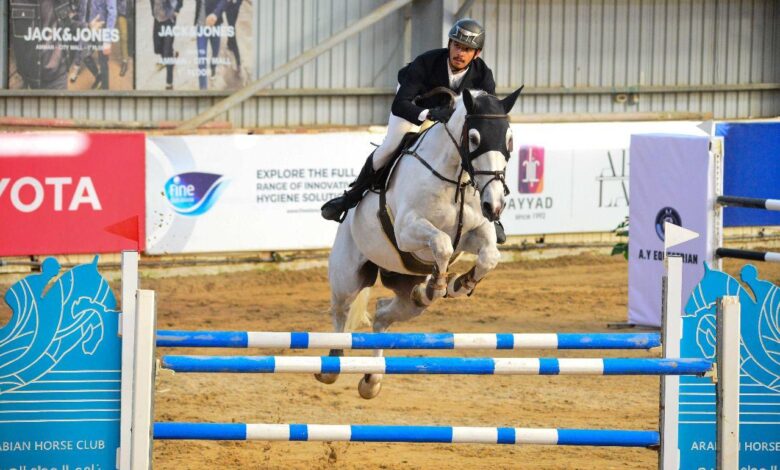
[397,125,469,252]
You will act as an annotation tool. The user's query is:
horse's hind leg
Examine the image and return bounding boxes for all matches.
[358,270,427,399]
[316,222,377,386]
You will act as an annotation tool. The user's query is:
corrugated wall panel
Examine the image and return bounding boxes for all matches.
[468,0,779,119]
[1,0,777,126]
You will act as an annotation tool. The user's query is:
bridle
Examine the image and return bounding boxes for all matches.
[408,87,512,198]
[442,113,511,197]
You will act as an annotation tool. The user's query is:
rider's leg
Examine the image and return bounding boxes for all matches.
[371,114,419,169]
[321,113,418,222]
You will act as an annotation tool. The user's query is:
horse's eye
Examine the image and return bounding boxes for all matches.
[506,129,513,153]
[468,129,480,148]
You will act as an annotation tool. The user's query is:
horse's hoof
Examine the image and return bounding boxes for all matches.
[314,373,339,385]
[447,273,475,298]
[358,376,382,399]
[411,285,428,308]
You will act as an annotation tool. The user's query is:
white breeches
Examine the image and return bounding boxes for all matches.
[371,113,420,170]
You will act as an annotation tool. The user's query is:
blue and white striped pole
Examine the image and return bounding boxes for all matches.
[156,331,661,350]
[716,195,780,212]
[153,423,660,447]
[715,247,780,264]
[160,356,712,376]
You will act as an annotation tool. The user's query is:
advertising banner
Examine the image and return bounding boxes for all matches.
[716,122,780,227]
[146,123,710,254]
[0,133,145,256]
[8,0,134,90]
[627,134,714,327]
[146,134,368,253]
[504,121,707,236]
[136,0,252,90]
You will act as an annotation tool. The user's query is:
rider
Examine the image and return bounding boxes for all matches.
[320,18,506,243]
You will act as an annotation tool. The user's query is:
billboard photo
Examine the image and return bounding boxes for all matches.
[136,0,253,90]
[7,0,134,90]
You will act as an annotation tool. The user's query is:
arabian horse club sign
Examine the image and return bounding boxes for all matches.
[680,264,780,469]
[0,258,121,469]
[1,255,779,468]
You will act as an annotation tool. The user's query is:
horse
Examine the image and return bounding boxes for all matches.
[318,87,523,398]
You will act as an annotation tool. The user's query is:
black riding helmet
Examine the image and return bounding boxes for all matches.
[448,18,485,50]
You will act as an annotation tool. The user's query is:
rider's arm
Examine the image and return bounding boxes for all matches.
[391,57,429,125]
[478,60,497,95]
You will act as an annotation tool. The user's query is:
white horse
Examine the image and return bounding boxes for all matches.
[319,88,523,398]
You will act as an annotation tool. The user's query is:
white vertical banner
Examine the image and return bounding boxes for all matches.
[627,134,714,327]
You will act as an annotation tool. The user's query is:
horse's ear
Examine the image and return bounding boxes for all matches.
[462,90,475,114]
[500,86,524,114]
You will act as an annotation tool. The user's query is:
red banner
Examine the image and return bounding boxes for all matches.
[0,133,145,256]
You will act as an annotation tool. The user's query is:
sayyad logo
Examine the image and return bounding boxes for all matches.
[164,172,228,216]
[517,146,544,194]
[654,207,682,241]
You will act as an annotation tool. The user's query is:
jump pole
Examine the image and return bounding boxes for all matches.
[156,331,661,350]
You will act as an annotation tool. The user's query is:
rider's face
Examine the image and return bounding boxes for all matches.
[448,41,480,72]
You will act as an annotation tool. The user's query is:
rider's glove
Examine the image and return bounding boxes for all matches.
[428,106,454,123]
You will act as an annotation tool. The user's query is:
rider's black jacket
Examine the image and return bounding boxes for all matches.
[392,48,496,125]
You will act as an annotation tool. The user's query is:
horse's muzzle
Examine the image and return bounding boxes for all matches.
[482,202,502,221]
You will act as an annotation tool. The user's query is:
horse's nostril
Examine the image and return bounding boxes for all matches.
[482,202,496,220]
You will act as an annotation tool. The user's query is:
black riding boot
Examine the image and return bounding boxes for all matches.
[321,155,377,222]
[494,221,506,244]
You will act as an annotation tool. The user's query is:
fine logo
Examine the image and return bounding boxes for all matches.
[164,172,228,216]
[517,146,544,194]
[654,207,682,241]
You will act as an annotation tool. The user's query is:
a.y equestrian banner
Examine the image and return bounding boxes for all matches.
[627,134,714,327]
[0,133,145,256]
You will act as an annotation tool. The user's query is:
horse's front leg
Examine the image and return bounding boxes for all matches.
[447,222,501,298]
[396,216,452,307]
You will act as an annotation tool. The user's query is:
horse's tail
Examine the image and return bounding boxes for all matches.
[345,287,373,331]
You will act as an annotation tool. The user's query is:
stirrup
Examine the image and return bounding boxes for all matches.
[321,193,350,223]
